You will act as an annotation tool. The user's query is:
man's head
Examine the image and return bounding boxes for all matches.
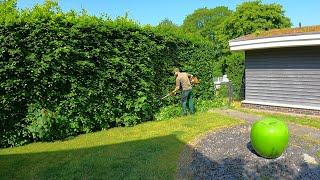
[173,68,180,76]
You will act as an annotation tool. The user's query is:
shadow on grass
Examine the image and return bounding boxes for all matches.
[1,135,319,180]
[0,135,185,180]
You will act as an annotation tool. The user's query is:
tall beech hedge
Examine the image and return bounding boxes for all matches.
[0,2,217,147]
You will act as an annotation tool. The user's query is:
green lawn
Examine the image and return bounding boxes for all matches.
[0,112,242,180]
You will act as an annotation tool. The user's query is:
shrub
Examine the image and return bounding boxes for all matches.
[24,104,70,141]
[155,98,229,120]
[220,52,245,99]
[155,104,182,121]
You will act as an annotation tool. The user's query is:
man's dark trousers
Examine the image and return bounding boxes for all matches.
[181,89,195,115]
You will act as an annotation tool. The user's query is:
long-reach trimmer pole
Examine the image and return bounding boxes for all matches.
[161,94,171,100]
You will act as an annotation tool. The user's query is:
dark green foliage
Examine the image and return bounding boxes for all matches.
[25,104,70,141]
[0,1,217,147]
[223,52,245,99]
[178,44,217,99]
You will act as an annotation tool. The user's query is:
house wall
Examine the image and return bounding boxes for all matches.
[245,46,320,110]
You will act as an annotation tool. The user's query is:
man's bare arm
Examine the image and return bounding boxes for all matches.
[171,77,180,95]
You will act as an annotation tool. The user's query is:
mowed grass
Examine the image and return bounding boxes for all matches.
[0,112,242,180]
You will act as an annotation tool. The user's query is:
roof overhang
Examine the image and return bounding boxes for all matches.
[229,33,320,51]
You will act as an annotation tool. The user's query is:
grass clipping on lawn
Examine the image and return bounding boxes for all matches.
[0,111,243,179]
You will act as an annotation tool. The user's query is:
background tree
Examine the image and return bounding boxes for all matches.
[0,0,18,23]
[156,18,180,33]
[158,18,178,28]
[182,6,232,41]
[219,0,292,41]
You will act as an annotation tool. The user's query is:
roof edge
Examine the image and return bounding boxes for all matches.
[230,31,320,43]
[229,33,320,51]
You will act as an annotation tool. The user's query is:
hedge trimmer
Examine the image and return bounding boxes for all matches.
[160,93,171,100]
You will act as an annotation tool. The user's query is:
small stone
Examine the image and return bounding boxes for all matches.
[303,153,318,165]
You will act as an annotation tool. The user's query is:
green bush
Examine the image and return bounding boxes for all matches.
[224,52,245,99]
[155,98,228,120]
[25,104,70,141]
[155,104,182,121]
[215,52,245,99]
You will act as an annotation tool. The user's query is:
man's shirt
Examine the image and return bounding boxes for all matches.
[176,72,192,91]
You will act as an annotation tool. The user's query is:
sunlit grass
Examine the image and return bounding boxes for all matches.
[0,111,243,179]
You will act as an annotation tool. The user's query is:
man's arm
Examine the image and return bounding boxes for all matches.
[171,77,180,95]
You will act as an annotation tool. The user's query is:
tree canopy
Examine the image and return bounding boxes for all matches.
[219,0,292,40]
[182,6,232,40]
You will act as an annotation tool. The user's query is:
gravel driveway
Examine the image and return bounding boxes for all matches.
[177,109,320,180]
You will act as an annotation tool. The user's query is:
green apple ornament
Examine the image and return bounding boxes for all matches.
[250,118,289,159]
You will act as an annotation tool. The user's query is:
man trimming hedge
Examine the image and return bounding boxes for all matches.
[171,68,195,115]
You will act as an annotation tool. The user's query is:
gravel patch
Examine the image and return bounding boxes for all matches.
[177,110,320,179]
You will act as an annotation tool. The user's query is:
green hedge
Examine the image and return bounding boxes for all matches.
[0,2,218,147]
[224,52,245,99]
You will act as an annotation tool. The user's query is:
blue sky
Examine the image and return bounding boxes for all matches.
[17,0,319,27]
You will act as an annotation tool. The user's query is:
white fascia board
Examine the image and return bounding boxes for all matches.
[229,33,320,51]
[242,100,320,111]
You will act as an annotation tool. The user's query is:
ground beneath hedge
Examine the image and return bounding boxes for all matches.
[177,109,320,179]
